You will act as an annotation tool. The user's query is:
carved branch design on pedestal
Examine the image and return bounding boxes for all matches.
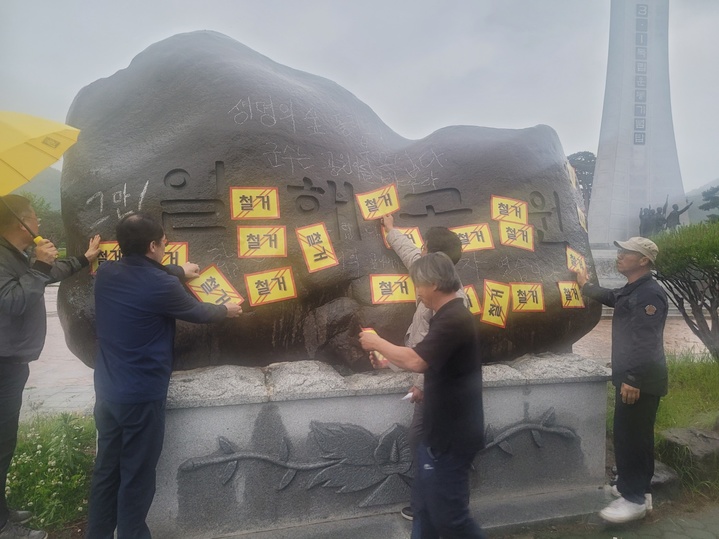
[180,421,413,507]
[179,406,577,508]
[483,406,576,456]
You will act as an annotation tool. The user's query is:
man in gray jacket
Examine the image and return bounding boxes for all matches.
[0,195,100,539]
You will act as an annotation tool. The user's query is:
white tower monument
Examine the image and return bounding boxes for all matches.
[588,0,685,246]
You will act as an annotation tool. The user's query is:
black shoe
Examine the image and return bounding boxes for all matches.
[400,506,413,521]
[0,521,48,539]
[8,512,32,525]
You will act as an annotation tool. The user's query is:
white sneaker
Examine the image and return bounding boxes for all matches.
[599,497,647,523]
[609,485,652,511]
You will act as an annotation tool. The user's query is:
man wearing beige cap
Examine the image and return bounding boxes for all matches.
[575,237,668,524]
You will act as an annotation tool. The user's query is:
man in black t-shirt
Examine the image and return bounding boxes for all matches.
[359,252,486,539]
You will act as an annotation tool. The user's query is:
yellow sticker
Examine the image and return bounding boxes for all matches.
[449,224,495,252]
[481,280,511,328]
[187,265,244,306]
[369,274,416,304]
[91,241,123,274]
[230,187,280,220]
[382,226,423,250]
[296,222,339,273]
[244,266,298,306]
[92,241,188,273]
[510,283,545,312]
[558,281,585,308]
[463,285,482,316]
[355,184,400,220]
[161,242,189,267]
[498,222,535,251]
[490,195,528,224]
[577,205,588,232]
[565,246,587,274]
[237,226,287,258]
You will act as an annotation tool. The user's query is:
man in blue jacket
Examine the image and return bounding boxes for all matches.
[0,195,100,539]
[576,237,668,524]
[85,213,242,539]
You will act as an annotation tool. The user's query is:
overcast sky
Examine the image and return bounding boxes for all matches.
[2,0,717,191]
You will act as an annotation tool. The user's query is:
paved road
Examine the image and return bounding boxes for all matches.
[21,285,94,421]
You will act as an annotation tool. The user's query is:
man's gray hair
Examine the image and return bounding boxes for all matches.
[409,252,461,293]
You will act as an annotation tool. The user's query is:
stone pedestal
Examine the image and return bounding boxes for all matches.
[147,355,611,538]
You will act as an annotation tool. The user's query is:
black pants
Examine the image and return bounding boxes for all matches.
[0,363,30,529]
[86,398,166,539]
[411,442,487,539]
[408,400,424,457]
[613,387,661,505]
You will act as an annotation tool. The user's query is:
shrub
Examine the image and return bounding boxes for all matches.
[6,414,95,531]
[654,223,719,361]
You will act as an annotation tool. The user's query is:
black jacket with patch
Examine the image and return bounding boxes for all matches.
[582,273,668,396]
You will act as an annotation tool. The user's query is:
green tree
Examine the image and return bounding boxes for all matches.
[698,185,719,222]
[567,151,596,210]
[16,191,67,247]
[653,222,719,361]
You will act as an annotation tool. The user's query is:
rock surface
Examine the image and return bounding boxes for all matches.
[659,427,719,481]
[58,31,600,371]
[651,459,681,501]
[163,355,610,410]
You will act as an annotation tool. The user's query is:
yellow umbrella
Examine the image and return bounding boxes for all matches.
[0,110,80,196]
[0,111,80,242]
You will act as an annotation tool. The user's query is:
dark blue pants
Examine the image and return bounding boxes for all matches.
[0,363,29,530]
[86,398,166,539]
[411,442,487,539]
[408,400,425,457]
[613,387,661,505]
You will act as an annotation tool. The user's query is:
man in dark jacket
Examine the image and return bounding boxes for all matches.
[576,236,667,524]
[0,195,100,539]
[360,252,485,539]
[85,213,242,539]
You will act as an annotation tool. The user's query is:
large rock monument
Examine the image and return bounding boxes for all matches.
[59,31,600,371]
